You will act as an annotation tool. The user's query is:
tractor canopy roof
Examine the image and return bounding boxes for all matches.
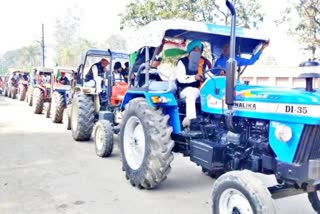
[32,67,53,75]
[8,68,29,75]
[127,19,268,57]
[81,48,129,62]
[54,67,76,75]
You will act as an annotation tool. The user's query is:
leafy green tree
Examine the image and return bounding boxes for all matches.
[121,0,264,29]
[101,34,127,51]
[0,45,41,74]
[277,0,320,59]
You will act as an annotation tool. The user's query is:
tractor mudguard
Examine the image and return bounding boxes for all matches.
[121,90,181,134]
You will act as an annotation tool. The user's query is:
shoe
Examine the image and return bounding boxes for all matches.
[182,117,190,128]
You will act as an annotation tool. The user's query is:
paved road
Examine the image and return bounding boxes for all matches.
[0,95,316,214]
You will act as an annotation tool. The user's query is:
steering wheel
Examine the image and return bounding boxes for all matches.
[202,67,227,79]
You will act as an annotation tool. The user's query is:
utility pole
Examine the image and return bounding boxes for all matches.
[41,23,45,67]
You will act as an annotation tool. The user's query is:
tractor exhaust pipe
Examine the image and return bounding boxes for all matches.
[225,0,238,132]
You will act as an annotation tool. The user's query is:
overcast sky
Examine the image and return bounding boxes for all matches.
[0,0,306,66]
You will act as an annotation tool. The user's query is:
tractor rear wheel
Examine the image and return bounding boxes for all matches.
[51,91,64,123]
[32,88,44,114]
[71,95,95,141]
[308,185,320,213]
[17,84,26,101]
[94,120,113,157]
[120,98,174,189]
[211,170,277,214]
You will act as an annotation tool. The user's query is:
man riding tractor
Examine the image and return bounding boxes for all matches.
[46,67,75,124]
[69,48,128,157]
[17,71,30,101]
[30,68,53,115]
[6,69,29,99]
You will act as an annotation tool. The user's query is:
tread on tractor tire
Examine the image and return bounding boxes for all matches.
[71,95,95,141]
[120,98,174,189]
[17,84,26,101]
[51,91,64,123]
[201,167,224,179]
[63,105,71,130]
[4,88,7,97]
[307,185,320,213]
[94,120,114,157]
[11,87,17,99]
[32,88,44,114]
[27,90,33,106]
[44,102,51,118]
[212,170,277,214]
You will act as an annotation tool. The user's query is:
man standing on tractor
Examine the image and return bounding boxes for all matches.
[84,58,110,93]
[176,40,210,128]
[213,41,269,75]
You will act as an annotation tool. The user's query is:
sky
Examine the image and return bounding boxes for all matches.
[0,0,308,67]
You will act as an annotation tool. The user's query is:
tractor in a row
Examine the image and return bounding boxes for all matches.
[91,1,320,213]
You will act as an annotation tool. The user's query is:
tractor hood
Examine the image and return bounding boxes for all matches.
[200,77,320,125]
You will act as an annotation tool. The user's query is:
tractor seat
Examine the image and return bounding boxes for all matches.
[148,80,176,92]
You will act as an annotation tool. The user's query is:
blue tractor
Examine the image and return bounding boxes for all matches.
[117,1,320,213]
[48,67,75,124]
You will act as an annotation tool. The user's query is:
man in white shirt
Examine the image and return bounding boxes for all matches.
[84,58,110,93]
[176,40,209,128]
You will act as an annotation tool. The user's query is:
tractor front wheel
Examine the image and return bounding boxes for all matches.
[211,170,277,214]
[51,91,64,123]
[94,120,113,157]
[11,87,17,99]
[32,88,44,114]
[63,106,71,130]
[120,98,174,189]
[308,185,320,213]
[27,90,33,106]
[17,84,26,101]
[71,95,95,141]
[44,102,51,118]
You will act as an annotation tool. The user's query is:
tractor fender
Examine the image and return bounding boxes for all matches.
[34,85,47,99]
[120,90,181,134]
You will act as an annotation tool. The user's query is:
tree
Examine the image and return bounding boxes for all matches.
[101,34,127,51]
[0,45,41,74]
[277,0,320,59]
[121,0,264,29]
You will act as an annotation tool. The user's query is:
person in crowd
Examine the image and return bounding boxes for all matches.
[213,41,269,75]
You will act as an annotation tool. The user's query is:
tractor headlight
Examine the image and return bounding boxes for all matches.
[151,96,167,104]
[275,125,292,143]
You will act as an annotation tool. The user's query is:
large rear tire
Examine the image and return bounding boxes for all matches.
[120,98,174,189]
[211,170,277,214]
[17,84,26,101]
[307,185,320,213]
[51,91,64,123]
[71,95,95,141]
[32,88,44,114]
[94,120,113,157]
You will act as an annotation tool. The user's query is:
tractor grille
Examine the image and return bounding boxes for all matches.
[294,125,320,164]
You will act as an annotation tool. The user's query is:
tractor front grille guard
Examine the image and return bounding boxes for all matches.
[294,125,320,164]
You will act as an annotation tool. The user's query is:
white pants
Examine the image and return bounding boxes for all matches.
[180,87,200,119]
[84,76,103,94]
